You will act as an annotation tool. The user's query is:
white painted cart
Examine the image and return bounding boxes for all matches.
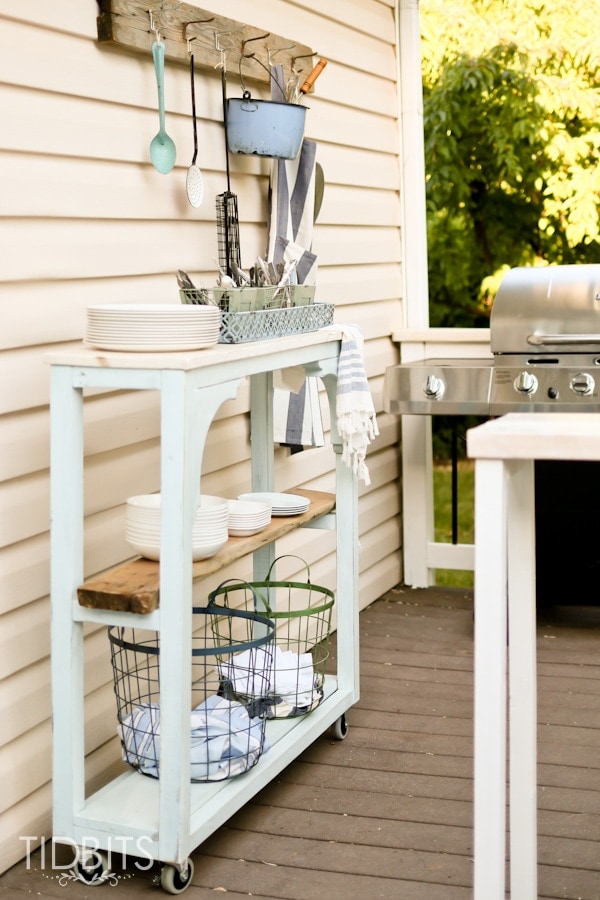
[48,330,359,893]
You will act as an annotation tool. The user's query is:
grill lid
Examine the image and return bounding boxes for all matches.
[491,264,600,355]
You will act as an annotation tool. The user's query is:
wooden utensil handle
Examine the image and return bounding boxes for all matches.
[300,58,328,94]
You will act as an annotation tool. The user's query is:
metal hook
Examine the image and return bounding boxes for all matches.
[238,49,285,92]
[214,26,245,72]
[214,26,245,53]
[241,32,270,58]
[149,1,181,42]
[267,43,297,67]
[148,9,161,43]
[291,49,316,72]
[238,32,271,92]
[183,16,215,41]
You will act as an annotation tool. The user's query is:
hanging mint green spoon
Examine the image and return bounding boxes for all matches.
[149,40,176,174]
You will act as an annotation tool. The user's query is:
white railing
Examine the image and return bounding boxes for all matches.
[394,328,492,587]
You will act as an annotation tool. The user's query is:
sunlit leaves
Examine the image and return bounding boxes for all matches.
[421,0,600,326]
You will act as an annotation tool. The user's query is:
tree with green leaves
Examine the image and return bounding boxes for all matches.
[420,0,600,326]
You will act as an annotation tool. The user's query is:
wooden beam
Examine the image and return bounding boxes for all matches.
[97,0,315,87]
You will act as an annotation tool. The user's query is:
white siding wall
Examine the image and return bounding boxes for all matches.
[0,0,403,872]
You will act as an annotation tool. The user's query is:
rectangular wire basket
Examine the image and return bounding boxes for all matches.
[180,286,333,343]
[219,303,334,344]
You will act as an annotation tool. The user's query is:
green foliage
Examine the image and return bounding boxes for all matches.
[421,0,600,327]
[433,460,474,587]
[431,414,487,461]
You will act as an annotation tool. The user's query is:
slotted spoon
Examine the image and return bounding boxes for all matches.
[186,49,204,207]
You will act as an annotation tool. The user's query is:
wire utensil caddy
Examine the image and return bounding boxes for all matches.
[208,557,335,718]
[108,604,275,782]
[180,286,334,343]
[180,283,315,312]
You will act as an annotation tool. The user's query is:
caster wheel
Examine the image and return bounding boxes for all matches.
[74,849,110,885]
[160,858,194,894]
[332,713,349,740]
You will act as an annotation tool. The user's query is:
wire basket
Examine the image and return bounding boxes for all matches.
[208,557,335,718]
[108,604,275,782]
[219,303,334,344]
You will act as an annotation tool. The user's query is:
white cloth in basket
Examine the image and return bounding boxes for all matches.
[221,646,316,708]
[118,696,265,780]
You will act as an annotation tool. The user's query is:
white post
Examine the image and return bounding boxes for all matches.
[473,458,508,899]
[507,459,538,898]
[397,0,429,330]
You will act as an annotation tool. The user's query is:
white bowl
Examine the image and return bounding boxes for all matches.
[125,494,229,560]
[127,493,228,511]
[126,494,229,525]
[126,534,228,562]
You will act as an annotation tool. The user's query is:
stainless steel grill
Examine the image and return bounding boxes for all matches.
[384,264,600,416]
[383,263,600,606]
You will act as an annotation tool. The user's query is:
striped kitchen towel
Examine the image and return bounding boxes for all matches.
[269,63,322,450]
[266,63,317,276]
[273,375,325,451]
[336,325,379,485]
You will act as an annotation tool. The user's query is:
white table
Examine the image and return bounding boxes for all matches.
[467,413,600,899]
[467,413,600,900]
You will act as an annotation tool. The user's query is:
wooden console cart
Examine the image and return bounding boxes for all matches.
[48,329,359,893]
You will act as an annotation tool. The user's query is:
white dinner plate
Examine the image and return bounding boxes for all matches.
[237,492,310,515]
[85,304,221,351]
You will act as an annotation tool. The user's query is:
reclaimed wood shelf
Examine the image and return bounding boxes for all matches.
[78,489,335,614]
[97,0,315,85]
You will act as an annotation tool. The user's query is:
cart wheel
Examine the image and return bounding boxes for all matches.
[332,713,349,740]
[74,849,110,885]
[160,859,194,894]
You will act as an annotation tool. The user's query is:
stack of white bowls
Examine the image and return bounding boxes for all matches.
[227,499,272,537]
[125,494,229,561]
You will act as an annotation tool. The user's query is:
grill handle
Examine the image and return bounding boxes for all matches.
[527,333,600,346]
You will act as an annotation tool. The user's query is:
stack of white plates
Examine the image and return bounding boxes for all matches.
[125,494,229,561]
[85,304,221,351]
[237,492,310,516]
[227,499,271,537]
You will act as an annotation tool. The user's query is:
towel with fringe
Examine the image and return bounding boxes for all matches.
[336,325,379,485]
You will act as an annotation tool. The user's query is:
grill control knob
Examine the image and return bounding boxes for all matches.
[514,371,538,395]
[423,374,445,400]
[570,372,595,396]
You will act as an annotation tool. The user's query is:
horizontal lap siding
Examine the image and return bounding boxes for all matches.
[0,0,403,873]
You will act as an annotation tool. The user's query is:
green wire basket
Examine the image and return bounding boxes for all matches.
[208,556,335,718]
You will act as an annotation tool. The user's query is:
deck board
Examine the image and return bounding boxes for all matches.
[2,585,599,898]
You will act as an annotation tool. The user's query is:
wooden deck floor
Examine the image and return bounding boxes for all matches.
[2,585,599,898]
